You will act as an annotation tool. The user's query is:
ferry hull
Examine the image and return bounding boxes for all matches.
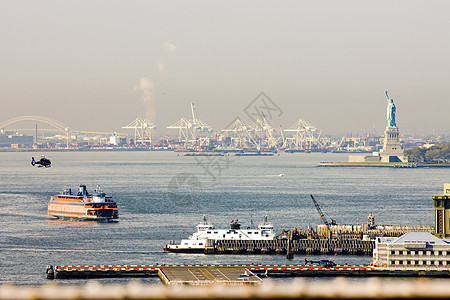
[163,247,205,253]
[48,203,118,221]
[48,215,119,222]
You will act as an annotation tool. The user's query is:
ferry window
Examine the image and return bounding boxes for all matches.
[184,243,188,245]
[214,231,218,234]
[399,261,403,265]
[391,251,395,255]
[199,243,203,245]
[207,231,211,234]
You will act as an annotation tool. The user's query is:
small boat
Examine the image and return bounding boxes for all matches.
[48,185,119,221]
[164,216,276,253]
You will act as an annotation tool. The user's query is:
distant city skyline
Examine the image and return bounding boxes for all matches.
[1,1,449,136]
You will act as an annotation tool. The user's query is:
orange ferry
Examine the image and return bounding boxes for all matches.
[48,185,119,221]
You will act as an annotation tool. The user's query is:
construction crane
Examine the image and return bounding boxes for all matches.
[310,195,336,236]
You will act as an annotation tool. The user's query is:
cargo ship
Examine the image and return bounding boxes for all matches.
[48,185,119,221]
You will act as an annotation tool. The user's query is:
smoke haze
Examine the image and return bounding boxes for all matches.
[135,78,156,122]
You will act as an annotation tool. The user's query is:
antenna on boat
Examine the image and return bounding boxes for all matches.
[250,214,254,229]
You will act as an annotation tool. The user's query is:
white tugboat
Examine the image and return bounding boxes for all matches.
[164,216,276,253]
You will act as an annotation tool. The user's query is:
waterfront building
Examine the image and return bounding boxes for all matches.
[373,232,450,269]
[0,133,33,148]
[433,183,450,238]
[109,133,127,146]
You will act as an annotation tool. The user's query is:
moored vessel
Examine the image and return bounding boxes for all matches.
[48,185,119,221]
[164,216,276,253]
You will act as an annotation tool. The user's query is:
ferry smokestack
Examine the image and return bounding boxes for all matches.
[78,185,87,196]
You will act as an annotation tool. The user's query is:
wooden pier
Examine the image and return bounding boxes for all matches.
[207,238,374,255]
[47,263,450,284]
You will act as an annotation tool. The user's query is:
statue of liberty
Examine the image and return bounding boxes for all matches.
[385,90,397,128]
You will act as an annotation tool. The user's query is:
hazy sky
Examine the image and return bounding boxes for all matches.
[1,0,449,136]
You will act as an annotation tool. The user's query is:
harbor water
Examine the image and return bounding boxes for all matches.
[0,151,446,285]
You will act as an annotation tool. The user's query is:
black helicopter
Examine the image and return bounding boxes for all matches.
[304,258,336,268]
[31,155,51,168]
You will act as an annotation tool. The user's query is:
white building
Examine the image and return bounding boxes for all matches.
[373,232,450,269]
[109,133,126,146]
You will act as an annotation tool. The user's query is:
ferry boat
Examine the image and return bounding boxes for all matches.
[164,216,276,253]
[48,185,119,221]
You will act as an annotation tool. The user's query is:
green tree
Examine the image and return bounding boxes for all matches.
[405,143,450,163]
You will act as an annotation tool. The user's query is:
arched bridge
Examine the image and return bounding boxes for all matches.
[0,116,70,134]
[0,115,116,137]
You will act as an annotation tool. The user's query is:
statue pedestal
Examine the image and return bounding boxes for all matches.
[380,127,407,162]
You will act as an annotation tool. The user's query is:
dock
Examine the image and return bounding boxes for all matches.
[207,238,374,255]
[318,162,450,168]
[47,264,450,284]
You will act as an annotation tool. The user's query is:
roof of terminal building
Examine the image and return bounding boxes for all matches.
[393,232,449,245]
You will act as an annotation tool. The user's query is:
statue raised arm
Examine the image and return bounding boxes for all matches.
[385,90,397,128]
[385,89,390,101]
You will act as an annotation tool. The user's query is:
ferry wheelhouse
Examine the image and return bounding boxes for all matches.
[164,216,276,253]
[48,185,119,221]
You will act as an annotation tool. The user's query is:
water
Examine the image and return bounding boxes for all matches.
[0,151,447,285]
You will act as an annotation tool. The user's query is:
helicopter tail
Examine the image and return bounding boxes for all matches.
[31,157,35,166]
